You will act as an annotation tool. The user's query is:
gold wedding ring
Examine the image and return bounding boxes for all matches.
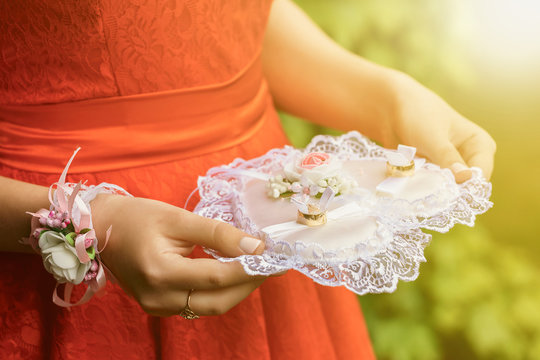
[386,161,415,177]
[297,211,327,227]
[179,289,200,320]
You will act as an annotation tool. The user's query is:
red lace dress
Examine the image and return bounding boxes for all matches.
[0,1,375,359]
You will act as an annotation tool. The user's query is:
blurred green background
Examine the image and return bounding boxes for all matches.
[283,1,540,359]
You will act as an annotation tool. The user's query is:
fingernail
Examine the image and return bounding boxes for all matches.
[239,237,262,254]
[450,162,472,183]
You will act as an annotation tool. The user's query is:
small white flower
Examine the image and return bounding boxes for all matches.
[39,231,91,285]
[317,179,328,187]
[327,177,337,187]
[291,182,302,193]
[309,185,320,196]
[277,183,289,193]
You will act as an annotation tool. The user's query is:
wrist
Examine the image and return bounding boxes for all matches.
[22,148,132,307]
[377,68,422,144]
[90,193,123,269]
[348,59,403,144]
[0,177,50,253]
[90,193,115,239]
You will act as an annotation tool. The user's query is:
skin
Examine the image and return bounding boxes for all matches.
[0,0,495,316]
[262,0,496,179]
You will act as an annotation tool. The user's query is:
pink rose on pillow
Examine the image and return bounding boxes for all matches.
[300,152,330,170]
[283,151,341,187]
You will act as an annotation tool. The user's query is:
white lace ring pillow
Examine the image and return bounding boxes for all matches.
[195,131,492,295]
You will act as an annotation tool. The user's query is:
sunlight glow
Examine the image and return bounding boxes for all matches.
[463,0,540,70]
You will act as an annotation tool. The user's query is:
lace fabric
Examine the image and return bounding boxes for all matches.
[0,0,270,105]
[0,1,378,358]
[195,131,493,294]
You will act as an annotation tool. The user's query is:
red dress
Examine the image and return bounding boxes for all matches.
[0,1,375,359]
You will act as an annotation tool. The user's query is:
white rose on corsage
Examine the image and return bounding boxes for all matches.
[38,231,91,285]
[267,152,358,198]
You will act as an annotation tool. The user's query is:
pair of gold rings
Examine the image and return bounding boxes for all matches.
[179,289,199,320]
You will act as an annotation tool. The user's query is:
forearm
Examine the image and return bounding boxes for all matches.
[0,176,50,253]
[263,0,402,142]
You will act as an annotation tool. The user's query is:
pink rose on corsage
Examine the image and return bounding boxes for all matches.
[299,152,331,170]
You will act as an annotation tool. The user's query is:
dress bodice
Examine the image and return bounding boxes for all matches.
[0,2,377,358]
[0,0,272,105]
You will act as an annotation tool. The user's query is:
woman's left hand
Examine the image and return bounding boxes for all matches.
[379,71,497,182]
[263,0,496,183]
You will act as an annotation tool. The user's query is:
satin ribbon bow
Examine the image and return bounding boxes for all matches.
[376,145,426,196]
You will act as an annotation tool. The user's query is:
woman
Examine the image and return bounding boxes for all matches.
[0,0,495,358]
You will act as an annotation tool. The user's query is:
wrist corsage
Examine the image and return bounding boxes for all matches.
[23,148,131,307]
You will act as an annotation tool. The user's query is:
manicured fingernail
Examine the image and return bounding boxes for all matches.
[450,162,472,183]
[239,237,262,254]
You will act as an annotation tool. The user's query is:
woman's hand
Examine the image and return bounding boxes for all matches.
[91,194,266,317]
[377,71,497,182]
[263,0,496,182]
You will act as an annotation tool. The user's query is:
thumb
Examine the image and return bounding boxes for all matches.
[424,141,472,184]
[172,210,264,257]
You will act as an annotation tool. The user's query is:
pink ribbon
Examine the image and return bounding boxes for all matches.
[28,148,111,308]
[74,230,94,264]
[52,264,107,307]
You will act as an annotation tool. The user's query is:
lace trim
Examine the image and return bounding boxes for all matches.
[195,131,492,294]
[304,132,493,232]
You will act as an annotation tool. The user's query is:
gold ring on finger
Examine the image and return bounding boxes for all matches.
[179,289,200,320]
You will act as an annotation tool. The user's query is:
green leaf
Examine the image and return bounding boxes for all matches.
[65,232,77,246]
[279,191,294,198]
[86,246,95,260]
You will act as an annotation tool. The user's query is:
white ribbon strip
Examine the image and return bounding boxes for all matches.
[318,187,336,211]
[262,202,364,239]
[290,187,336,214]
[386,144,416,166]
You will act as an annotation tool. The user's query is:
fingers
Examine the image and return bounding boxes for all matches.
[448,162,473,184]
[423,141,472,183]
[140,276,266,317]
[457,130,496,180]
[163,257,265,290]
[134,255,267,316]
[188,277,266,316]
[132,244,268,316]
[168,210,264,257]
[428,127,495,182]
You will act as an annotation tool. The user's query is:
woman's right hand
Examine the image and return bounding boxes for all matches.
[91,194,267,317]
